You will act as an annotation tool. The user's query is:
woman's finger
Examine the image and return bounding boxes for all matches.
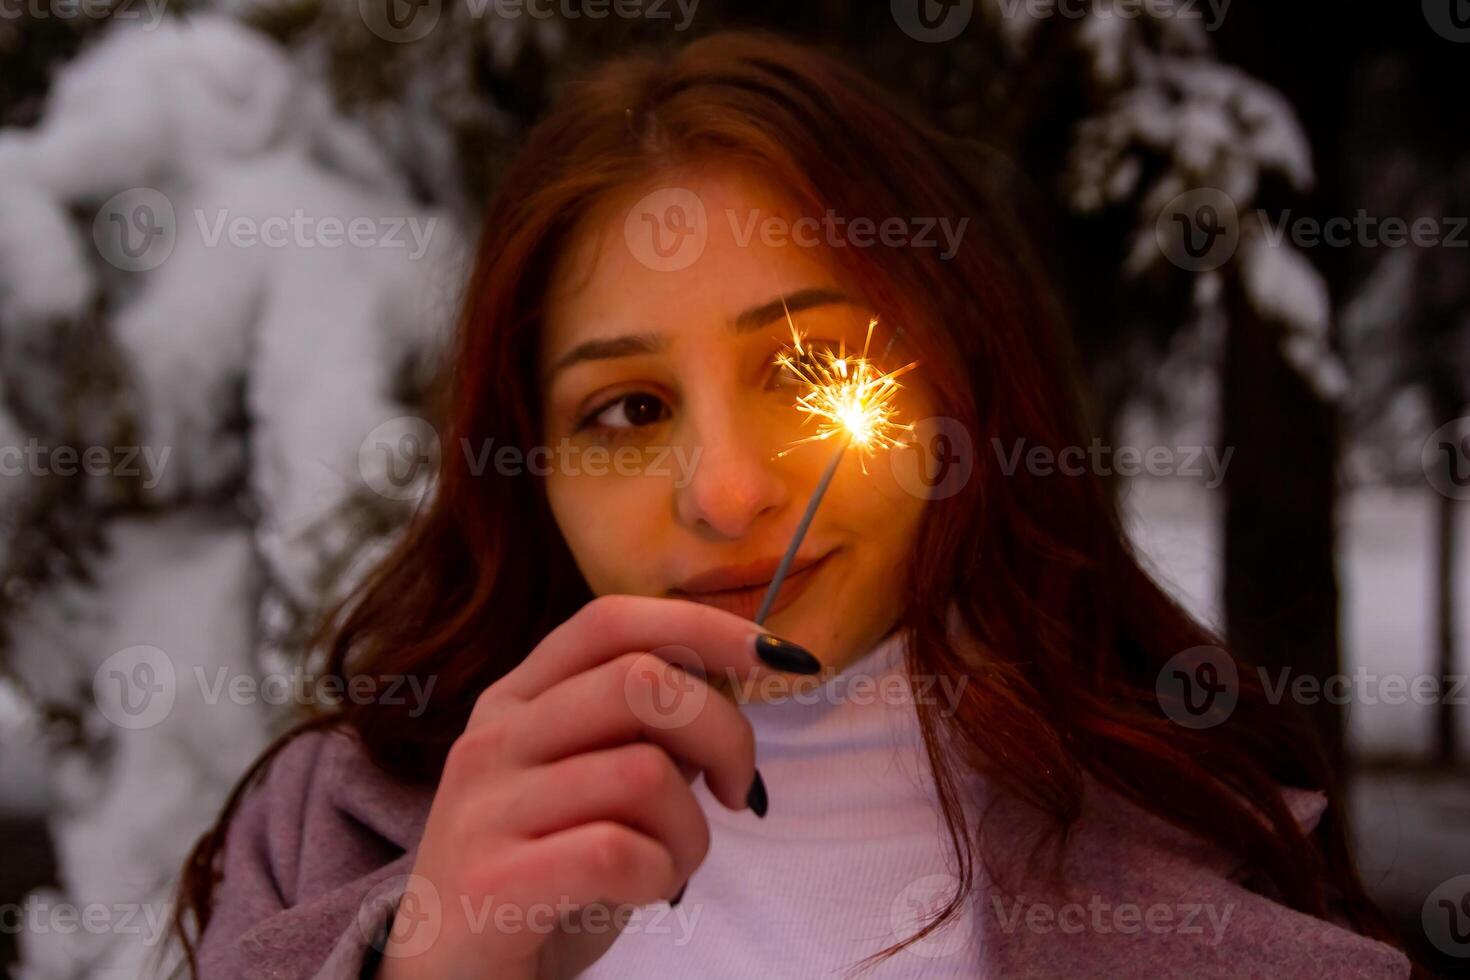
[497,651,758,810]
[487,820,678,913]
[482,593,819,708]
[487,742,711,890]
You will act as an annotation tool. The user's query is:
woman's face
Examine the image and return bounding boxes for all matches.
[538,163,933,695]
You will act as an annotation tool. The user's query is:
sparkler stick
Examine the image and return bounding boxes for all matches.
[753,441,847,625]
[752,300,919,626]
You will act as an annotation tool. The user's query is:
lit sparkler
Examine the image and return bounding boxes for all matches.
[752,300,920,625]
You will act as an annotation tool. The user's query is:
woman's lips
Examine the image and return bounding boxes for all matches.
[673,550,837,621]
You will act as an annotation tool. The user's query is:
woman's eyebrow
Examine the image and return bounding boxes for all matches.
[543,287,858,384]
[731,286,858,333]
[544,332,664,384]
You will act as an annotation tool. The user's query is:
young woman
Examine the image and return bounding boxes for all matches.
[171,29,1416,980]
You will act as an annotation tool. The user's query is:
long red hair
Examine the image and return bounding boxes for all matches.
[171,28,1408,976]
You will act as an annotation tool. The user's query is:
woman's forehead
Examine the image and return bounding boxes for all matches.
[541,167,857,361]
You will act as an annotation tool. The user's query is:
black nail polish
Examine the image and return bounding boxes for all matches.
[754,634,821,674]
[746,768,768,818]
[670,882,687,906]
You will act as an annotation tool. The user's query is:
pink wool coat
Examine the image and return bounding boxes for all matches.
[195,726,1411,979]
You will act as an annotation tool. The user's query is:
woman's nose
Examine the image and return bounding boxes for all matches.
[674,400,789,541]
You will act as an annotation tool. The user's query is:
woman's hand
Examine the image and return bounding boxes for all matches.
[374,594,820,980]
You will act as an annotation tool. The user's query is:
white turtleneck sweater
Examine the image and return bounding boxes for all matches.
[580,628,986,979]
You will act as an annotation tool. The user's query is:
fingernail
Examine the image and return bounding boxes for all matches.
[671,882,688,906]
[754,634,820,674]
[746,768,768,818]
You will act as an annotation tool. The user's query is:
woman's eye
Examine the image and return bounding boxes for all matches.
[767,341,840,389]
[578,392,669,434]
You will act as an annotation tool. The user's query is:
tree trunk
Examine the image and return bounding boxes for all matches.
[1222,282,1344,771]
[1431,383,1463,765]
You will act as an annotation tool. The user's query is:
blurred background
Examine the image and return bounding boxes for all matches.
[0,1,1467,976]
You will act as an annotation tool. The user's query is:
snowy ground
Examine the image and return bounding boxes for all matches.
[1121,477,1470,756]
